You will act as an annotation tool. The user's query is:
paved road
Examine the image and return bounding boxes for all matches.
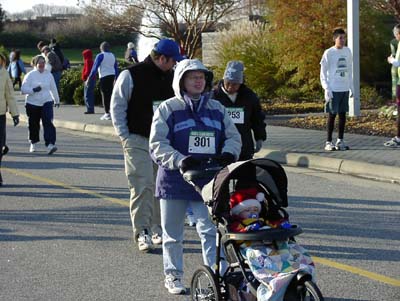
[1,125,399,300]
[9,90,400,184]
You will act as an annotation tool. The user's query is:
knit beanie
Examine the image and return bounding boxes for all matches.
[230,187,264,216]
[223,60,244,84]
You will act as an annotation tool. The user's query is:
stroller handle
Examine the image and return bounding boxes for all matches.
[182,166,221,182]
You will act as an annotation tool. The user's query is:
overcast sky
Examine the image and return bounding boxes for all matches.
[1,0,83,14]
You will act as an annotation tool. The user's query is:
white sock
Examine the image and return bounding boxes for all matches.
[395,136,400,142]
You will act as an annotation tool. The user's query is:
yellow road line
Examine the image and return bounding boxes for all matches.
[314,256,400,287]
[2,167,128,207]
[4,167,400,287]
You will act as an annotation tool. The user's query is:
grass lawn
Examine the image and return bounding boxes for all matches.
[19,46,126,65]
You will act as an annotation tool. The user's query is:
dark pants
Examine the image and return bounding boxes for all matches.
[99,75,115,114]
[26,102,56,146]
[0,114,5,166]
[13,77,22,89]
[84,78,95,113]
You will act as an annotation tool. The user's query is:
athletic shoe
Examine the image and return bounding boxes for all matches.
[137,230,153,252]
[47,144,58,155]
[384,137,400,148]
[335,140,350,151]
[84,111,94,114]
[100,113,111,120]
[2,145,9,155]
[151,233,162,245]
[29,143,36,153]
[165,275,186,295]
[186,214,196,227]
[324,141,336,151]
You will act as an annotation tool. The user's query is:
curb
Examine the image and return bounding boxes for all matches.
[255,148,400,184]
[8,115,400,184]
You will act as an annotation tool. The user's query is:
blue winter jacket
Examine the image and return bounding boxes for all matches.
[7,59,26,78]
[149,59,241,201]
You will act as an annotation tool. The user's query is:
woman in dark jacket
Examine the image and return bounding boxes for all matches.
[213,61,267,160]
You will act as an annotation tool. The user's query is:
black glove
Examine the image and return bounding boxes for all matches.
[12,115,19,126]
[216,152,235,167]
[32,86,41,93]
[54,103,60,108]
[179,156,200,173]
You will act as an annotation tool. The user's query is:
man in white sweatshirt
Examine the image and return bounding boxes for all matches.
[320,27,354,151]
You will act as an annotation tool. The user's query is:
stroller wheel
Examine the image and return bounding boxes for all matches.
[190,265,220,301]
[297,280,324,301]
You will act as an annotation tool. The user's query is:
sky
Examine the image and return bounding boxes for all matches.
[1,0,83,14]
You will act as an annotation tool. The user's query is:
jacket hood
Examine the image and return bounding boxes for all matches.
[82,49,93,60]
[172,59,210,100]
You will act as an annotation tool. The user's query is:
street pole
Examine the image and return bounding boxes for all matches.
[347,0,360,116]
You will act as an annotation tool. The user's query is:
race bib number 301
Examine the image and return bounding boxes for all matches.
[227,107,244,124]
[188,131,216,154]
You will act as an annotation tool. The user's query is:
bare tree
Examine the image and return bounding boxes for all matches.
[80,0,244,58]
[366,0,400,21]
[0,4,6,32]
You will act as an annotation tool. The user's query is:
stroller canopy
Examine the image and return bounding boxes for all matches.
[201,158,288,216]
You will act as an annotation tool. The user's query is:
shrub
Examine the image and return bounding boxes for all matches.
[360,85,386,109]
[379,104,398,119]
[214,20,281,100]
[60,67,82,104]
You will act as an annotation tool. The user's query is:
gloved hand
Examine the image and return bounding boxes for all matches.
[215,152,235,167]
[32,86,41,93]
[349,87,354,98]
[245,221,262,232]
[254,140,263,153]
[324,89,333,102]
[54,103,60,108]
[12,115,19,126]
[178,155,200,173]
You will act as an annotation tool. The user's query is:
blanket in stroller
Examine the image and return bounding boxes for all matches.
[240,240,315,301]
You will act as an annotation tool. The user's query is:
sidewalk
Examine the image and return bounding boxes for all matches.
[10,92,400,184]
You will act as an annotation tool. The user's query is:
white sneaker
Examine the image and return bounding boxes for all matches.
[47,144,57,155]
[100,113,111,120]
[186,214,196,227]
[151,233,162,245]
[335,139,349,151]
[324,141,336,151]
[165,275,186,295]
[137,230,153,252]
[29,143,36,153]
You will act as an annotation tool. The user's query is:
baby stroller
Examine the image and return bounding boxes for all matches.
[182,158,324,301]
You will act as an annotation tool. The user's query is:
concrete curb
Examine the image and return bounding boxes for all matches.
[9,115,400,184]
[255,148,400,184]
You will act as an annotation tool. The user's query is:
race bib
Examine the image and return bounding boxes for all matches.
[188,131,216,154]
[153,100,163,113]
[227,107,244,124]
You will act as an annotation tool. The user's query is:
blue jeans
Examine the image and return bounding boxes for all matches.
[84,78,95,113]
[52,71,62,92]
[160,198,216,278]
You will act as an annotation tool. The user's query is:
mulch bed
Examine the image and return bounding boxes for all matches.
[271,112,397,137]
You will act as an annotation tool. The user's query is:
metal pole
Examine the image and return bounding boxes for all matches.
[347,0,360,116]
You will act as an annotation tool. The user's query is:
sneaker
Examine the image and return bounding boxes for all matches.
[384,137,400,148]
[84,111,94,114]
[137,230,153,252]
[324,141,336,151]
[29,143,36,153]
[47,144,57,155]
[335,140,350,151]
[151,233,162,245]
[165,275,186,295]
[186,214,196,227]
[100,113,111,120]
